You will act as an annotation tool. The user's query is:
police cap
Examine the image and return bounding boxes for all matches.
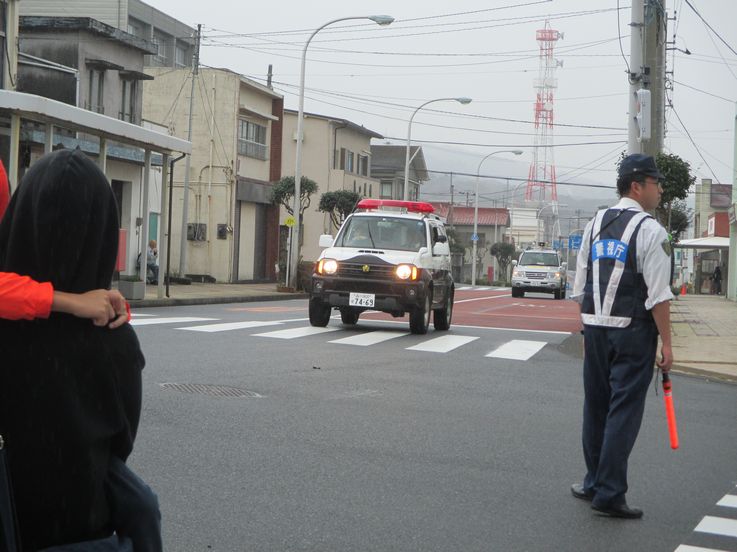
[618,153,664,181]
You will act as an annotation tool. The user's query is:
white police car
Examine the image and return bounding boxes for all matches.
[511,246,567,299]
[309,199,454,334]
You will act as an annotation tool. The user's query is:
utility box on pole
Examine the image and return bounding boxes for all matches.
[636,89,651,141]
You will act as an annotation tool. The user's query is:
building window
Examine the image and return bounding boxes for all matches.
[380,180,393,199]
[345,150,354,173]
[238,119,268,160]
[87,69,105,113]
[152,35,168,64]
[120,79,137,123]
[357,154,369,176]
[175,44,188,68]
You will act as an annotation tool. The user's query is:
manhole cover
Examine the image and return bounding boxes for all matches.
[159,383,262,398]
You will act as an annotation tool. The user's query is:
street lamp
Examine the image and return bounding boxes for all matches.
[403,97,472,201]
[289,14,394,289]
[536,202,567,245]
[471,149,523,287]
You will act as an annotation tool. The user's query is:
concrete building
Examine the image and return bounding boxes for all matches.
[11,15,186,289]
[143,67,283,282]
[281,110,382,264]
[370,144,428,200]
[18,0,196,69]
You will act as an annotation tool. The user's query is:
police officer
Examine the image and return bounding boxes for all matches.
[570,154,674,519]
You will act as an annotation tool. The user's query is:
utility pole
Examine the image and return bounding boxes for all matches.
[179,23,201,276]
[628,0,645,154]
[628,0,666,156]
[643,0,666,157]
[449,172,455,230]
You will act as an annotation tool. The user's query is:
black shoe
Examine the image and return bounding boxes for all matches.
[571,483,594,502]
[592,503,643,519]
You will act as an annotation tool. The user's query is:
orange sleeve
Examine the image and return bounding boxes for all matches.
[0,272,54,320]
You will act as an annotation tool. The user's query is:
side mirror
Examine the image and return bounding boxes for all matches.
[561,261,568,268]
[318,234,334,248]
[435,234,448,243]
[512,260,518,266]
[432,242,450,256]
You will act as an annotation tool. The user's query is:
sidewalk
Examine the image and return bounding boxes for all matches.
[671,294,737,382]
[123,282,307,308]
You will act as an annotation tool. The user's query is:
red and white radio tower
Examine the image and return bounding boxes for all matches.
[526,21,562,204]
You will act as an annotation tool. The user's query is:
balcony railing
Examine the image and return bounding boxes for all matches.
[237,139,268,161]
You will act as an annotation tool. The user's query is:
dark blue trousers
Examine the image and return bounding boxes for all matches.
[582,319,657,508]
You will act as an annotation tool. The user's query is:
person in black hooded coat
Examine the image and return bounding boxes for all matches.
[0,149,159,551]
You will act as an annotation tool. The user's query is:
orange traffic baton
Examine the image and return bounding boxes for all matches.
[662,373,679,450]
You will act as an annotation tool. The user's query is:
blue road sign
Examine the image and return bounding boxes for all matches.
[471,233,479,242]
[553,240,562,250]
[569,234,583,250]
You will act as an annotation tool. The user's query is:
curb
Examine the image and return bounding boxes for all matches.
[128,292,308,309]
[670,363,737,385]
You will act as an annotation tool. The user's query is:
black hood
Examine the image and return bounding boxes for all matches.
[0,148,119,292]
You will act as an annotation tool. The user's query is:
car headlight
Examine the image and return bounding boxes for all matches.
[317,258,338,275]
[395,264,418,280]
[513,269,524,278]
[552,271,561,279]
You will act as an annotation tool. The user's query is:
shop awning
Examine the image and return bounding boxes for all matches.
[674,236,730,249]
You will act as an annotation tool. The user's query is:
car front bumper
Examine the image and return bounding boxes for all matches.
[311,275,428,312]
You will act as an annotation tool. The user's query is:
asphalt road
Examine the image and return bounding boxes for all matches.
[128,298,737,552]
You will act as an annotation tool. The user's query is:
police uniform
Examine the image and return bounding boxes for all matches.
[571,178,673,513]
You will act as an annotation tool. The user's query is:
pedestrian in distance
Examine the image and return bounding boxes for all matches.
[570,153,674,519]
[0,149,161,550]
[146,239,159,285]
[712,264,722,295]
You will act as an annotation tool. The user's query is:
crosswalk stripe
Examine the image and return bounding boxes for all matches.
[485,339,547,361]
[130,317,217,326]
[253,326,340,339]
[329,330,408,346]
[694,516,737,538]
[177,320,284,333]
[130,313,155,317]
[406,335,479,353]
[717,495,737,509]
[675,546,730,552]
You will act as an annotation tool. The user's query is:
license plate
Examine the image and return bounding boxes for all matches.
[349,293,375,307]
[530,280,542,286]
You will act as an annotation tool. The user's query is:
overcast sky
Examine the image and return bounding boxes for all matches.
[147,0,736,212]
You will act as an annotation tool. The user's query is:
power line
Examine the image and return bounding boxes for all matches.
[684,0,737,56]
[383,136,627,148]
[673,80,736,102]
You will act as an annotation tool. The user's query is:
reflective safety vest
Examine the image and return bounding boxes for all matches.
[581,208,654,328]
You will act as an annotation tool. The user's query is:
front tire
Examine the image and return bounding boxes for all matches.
[309,298,331,327]
[433,287,453,331]
[340,308,360,325]
[410,290,432,335]
[511,287,523,298]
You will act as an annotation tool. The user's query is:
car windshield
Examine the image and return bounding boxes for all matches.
[519,252,559,266]
[337,216,427,252]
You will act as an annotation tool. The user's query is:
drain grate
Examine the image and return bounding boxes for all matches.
[159,383,262,398]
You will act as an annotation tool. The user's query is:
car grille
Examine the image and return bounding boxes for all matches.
[525,271,547,280]
[338,262,396,279]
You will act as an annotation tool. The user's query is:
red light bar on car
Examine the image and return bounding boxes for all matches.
[356,199,435,214]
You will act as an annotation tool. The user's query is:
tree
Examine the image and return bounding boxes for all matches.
[318,190,361,230]
[667,200,692,240]
[445,228,466,255]
[270,176,319,216]
[490,242,516,283]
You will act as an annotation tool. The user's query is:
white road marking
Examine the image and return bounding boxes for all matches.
[355,317,571,335]
[716,495,737,509]
[130,317,217,326]
[406,335,479,353]
[675,546,730,552]
[329,331,408,346]
[253,326,341,339]
[485,340,547,361]
[694,516,737,538]
[454,294,511,304]
[177,320,284,333]
[130,313,155,317]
